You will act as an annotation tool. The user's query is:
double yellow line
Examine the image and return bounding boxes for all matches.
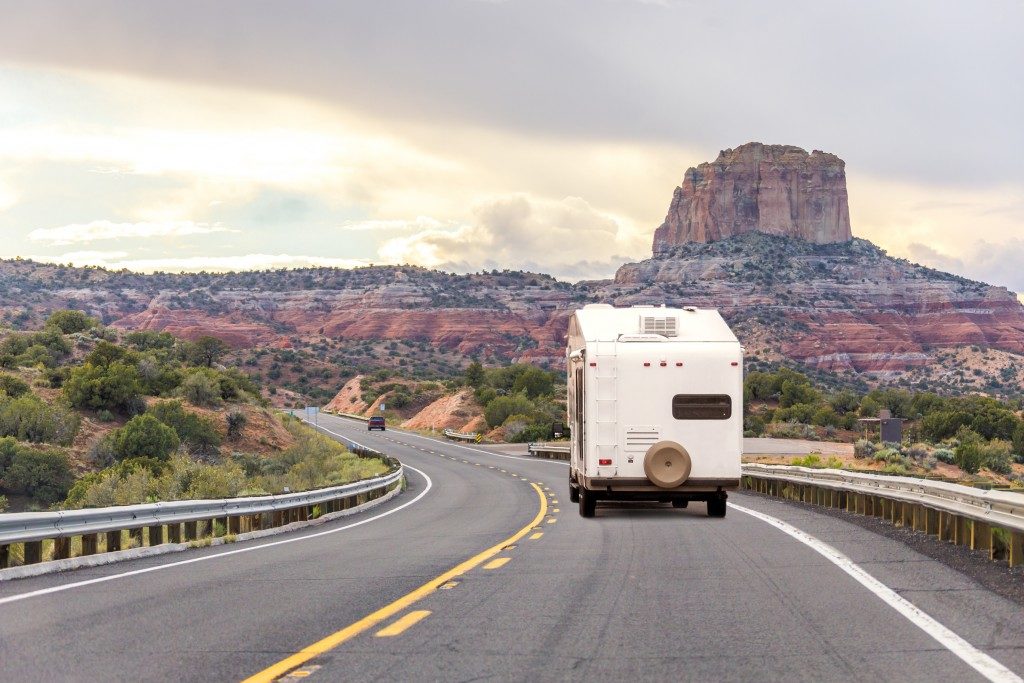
[242,482,548,683]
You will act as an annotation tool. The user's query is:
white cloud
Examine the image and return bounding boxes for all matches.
[27,220,238,245]
[906,240,1024,296]
[31,251,369,273]
[378,194,648,280]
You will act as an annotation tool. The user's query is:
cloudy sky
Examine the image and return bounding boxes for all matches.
[0,0,1021,290]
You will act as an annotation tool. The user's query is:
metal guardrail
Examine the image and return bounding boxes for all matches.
[528,442,569,460]
[0,457,402,569]
[443,428,481,443]
[524,445,1024,566]
[742,464,1024,567]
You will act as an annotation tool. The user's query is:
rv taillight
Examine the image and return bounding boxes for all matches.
[731,361,739,366]
[599,458,612,466]
[643,362,651,367]
[676,362,683,367]
[589,362,596,367]
[659,361,667,367]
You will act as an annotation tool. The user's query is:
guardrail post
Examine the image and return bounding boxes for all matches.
[24,540,42,564]
[81,533,98,555]
[1010,532,1024,567]
[937,512,950,541]
[953,516,967,545]
[901,503,913,528]
[105,531,121,552]
[970,521,992,552]
[0,544,8,568]
[53,536,71,560]
[229,516,241,534]
[148,525,164,546]
[167,523,182,544]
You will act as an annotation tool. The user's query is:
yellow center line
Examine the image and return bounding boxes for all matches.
[483,557,511,570]
[375,610,431,637]
[240,483,548,683]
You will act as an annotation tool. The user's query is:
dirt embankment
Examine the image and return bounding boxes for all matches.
[401,389,481,432]
[323,375,368,415]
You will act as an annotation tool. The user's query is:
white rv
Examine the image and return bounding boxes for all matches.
[567,304,743,517]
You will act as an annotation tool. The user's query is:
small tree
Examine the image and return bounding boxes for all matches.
[0,373,31,398]
[64,361,143,415]
[112,414,180,462]
[187,336,230,368]
[464,361,485,388]
[953,427,984,475]
[45,309,97,334]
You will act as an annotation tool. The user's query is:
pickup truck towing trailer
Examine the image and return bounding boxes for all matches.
[567,304,743,518]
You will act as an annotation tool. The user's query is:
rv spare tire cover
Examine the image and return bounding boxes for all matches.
[643,441,692,488]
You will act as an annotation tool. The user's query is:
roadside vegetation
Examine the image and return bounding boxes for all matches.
[0,310,388,512]
[744,367,1024,485]
[463,361,564,442]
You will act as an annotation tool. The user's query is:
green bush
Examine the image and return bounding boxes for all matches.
[511,366,555,399]
[185,336,230,368]
[64,361,143,415]
[0,493,6,512]
[0,373,31,398]
[3,447,74,506]
[933,448,955,464]
[148,400,222,455]
[0,395,79,445]
[45,309,97,334]
[484,394,535,429]
[954,427,985,474]
[979,439,1014,475]
[854,439,876,458]
[112,414,180,462]
[181,370,223,408]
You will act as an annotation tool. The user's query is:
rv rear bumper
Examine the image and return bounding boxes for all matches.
[583,477,740,497]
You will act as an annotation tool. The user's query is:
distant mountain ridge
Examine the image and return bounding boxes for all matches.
[3,142,1022,400]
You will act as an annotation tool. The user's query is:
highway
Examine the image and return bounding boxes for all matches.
[1,411,1023,682]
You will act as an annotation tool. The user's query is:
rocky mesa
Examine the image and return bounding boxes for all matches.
[652,142,852,253]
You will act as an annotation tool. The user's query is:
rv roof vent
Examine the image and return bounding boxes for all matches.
[640,315,678,337]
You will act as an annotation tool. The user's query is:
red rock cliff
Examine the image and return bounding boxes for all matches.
[652,143,852,254]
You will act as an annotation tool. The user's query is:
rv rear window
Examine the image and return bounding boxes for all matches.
[672,394,731,420]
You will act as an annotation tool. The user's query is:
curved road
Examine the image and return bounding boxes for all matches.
[1,412,1022,681]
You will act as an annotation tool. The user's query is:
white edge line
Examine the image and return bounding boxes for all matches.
[0,465,433,607]
[728,502,1022,683]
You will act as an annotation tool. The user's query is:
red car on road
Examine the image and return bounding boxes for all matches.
[368,416,386,431]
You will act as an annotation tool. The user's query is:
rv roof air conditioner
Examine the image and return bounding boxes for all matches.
[639,315,678,337]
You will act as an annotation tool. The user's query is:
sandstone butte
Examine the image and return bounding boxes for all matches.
[1,142,1023,391]
[653,142,852,253]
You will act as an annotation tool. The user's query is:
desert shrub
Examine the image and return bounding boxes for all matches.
[791,454,822,468]
[226,410,248,441]
[148,400,222,455]
[137,356,183,396]
[933,448,955,464]
[3,447,74,506]
[0,395,79,445]
[64,361,143,415]
[954,427,985,474]
[905,442,931,460]
[0,436,16,477]
[0,373,31,398]
[112,414,180,462]
[882,462,908,475]
[979,439,1014,475]
[181,370,223,408]
[124,330,177,351]
[45,309,97,334]
[484,394,535,429]
[511,366,556,399]
[765,422,817,440]
[0,494,6,512]
[779,380,820,408]
[854,439,876,458]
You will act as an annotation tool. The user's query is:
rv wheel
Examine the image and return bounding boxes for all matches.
[579,489,596,518]
[707,495,727,518]
[569,485,580,503]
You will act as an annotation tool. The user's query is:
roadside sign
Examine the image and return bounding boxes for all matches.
[380,403,386,412]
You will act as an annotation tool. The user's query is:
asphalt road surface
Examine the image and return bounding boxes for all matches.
[1,412,1022,682]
